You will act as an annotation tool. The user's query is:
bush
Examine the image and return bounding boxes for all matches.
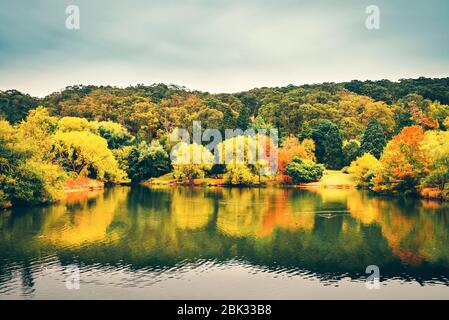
[285,157,324,184]
[347,153,380,188]
[172,143,214,183]
[223,164,258,185]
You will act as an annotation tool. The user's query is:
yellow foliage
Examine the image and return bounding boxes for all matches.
[348,153,380,187]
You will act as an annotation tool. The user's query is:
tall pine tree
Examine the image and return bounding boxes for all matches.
[359,119,387,159]
[311,120,344,169]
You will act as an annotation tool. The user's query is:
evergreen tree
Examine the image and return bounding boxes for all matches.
[343,140,360,166]
[236,106,251,131]
[311,120,344,169]
[360,119,387,159]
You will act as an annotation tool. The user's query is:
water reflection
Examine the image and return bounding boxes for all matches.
[1,186,449,298]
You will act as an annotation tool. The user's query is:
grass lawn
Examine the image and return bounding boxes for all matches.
[308,170,356,188]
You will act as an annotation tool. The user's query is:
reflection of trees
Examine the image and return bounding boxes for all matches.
[216,188,264,237]
[346,192,449,266]
[38,187,129,247]
[170,188,214,230]
[1,186,449,289]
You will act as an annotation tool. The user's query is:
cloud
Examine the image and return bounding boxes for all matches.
[0,0,448,96]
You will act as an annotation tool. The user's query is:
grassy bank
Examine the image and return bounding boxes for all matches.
[145,170,356,189]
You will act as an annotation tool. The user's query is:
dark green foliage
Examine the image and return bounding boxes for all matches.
[127,141,171,182]
[359,119,387,159]
[209,164,226,177]
[98,121,133,149]
[298,122,313,141]
[236,106,251,130]
[344,77,449,105]
[394,110,416,134]
[312,120,344,169]
[286,157,324,184]
[343,140,360,166]
[0,90,40,123]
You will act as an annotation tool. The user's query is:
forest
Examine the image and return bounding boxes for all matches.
[1,76,449,208]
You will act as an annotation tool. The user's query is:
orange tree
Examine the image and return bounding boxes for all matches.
[372,126,430,194]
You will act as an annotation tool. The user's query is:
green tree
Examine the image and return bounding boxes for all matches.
[127,140,170,182]
[359,119,387,159]
[98,121,133,149]
[236,106,251,130]
[343,140,360,166]
[311,120,344,169]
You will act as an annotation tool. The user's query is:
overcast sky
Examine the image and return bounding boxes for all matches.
[1,0,448,96]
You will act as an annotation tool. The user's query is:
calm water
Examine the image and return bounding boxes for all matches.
[1,186,449,299]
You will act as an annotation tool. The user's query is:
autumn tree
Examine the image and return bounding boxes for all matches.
[348,153,380,188]
[223,164,258,185]
[58,116,97,133]
[52,131,127,183]
[278,136,316,172]
[421,130,449,190]
[171,143,214,183]
[0,120,65,207]
[373,126,429,193]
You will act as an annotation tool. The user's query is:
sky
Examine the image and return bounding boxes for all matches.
[0,0,448,97]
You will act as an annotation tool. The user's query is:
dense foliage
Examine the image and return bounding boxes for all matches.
[2,77,449,207]
[359,119,387,159]
[286,158,324,184]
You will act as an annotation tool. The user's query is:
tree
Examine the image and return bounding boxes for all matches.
[223,164,258,185]
[0,90,40,124]
[361,101,395,135]
[428,101,449,128]
[251,116,274,131]
[286,158,324,184]
[421,130,449,190]
[98,121,133,149]
[17,107,58,160]
[298,122,313,141]
[359,119,386,159]
[373,126,429,194]
[443,116,449,130]
[278,136,315,172]
[127,140,170,182]
[0,120,65,207]
[52,131,127,183]
[58,116,97,133]
[172,143,214,183]
[343,140,360,166]
[311,120,344,169]
[347,153,380,188]
[236,106,251,130]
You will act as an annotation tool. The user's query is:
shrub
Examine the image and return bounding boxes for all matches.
[223,164,258,185]
[285,157,324,184]
[347,153,380,188]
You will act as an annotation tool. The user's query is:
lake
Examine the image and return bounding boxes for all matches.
[1,186,448,299]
